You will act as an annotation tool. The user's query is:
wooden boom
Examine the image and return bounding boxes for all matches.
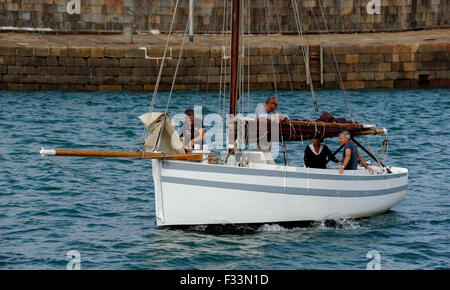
[40,149,206,162]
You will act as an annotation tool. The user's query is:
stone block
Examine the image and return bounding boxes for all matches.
[380,80,394,88]
[68,47,92,58]
[51,47,68,57]
[433,51,449,61]
[44,75,69,84]
[346,54,359,64]
[104,47,124,58]
[374,72,385,81]
[359,72,375,81]
[47,56,59,66]
[103,58,120,67]
[85,85,99,91]
[99,85,123,91]
[8,84,24,90]
[323,73,336,82]
[73,58,87,67]
[66,67,80,75]
[124,48,145,58]
[346,72,358,81]
[87,58,104,67]
[0,65,7,74]
[359,54,371,63]
[183,47,210,57]
[41,66,66,76]
[403,62,416,71]
[22,66,37,75]
[133,59,157,67]
[91,47,104,58]
[399,53,415,62]
[34,47,51,57]
[386,72,399,80]
[15,56,32,66]
[120,58,135,67]
[124,85,144,92]
[105,67,130,76]
[17,47,34,57]
[378,63,391,72]
[8,66,22,75]
[339,63,353,72]
[59,57,74,66]
[256,74,270,83]
[343,80,365,89]
[3,56,16,65]
[436,70,450,79]
[180,57,194,67]
[22,75,45,84]
[371,54,384,63]
[384,53,400,63]
[416,53,434,62]
[393,44,413,53]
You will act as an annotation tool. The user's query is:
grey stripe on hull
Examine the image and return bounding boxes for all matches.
[161,176,408,197]
[162,161,407,181]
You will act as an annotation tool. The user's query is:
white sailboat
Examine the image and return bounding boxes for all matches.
[41,0,408,229]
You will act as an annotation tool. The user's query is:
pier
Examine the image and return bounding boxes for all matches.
[0,29,449,91]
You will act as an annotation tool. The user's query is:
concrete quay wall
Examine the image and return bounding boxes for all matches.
[0,35,449,92]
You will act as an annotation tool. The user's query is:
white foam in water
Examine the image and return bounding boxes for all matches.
[313,218,361,230]
[258,224,290,232]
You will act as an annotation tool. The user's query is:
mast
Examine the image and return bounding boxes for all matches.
[229,0,240,116]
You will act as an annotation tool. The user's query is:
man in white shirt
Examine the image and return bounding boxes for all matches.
[255,96,288,122]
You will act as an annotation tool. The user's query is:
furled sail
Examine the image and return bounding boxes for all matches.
[244,112,386,143]
[139,113,185,154]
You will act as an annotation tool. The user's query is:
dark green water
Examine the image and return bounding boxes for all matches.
[0,89,449,269]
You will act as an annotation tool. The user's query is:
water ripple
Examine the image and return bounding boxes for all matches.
[0,89,449,269]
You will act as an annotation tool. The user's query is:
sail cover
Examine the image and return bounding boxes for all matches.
[139,113,185,154]
[279,112,378,141]
[244,112,384,143]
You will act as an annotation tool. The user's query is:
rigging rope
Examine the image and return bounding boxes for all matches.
[291,0,319,113]
[316,0,355,122]
[141,0,181,146]
[155,9,193,149]
[263,0,279,95]
[273,0,295,99]
[218,0,230,120]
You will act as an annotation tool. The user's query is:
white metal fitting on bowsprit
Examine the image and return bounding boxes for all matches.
[40,148,56,157]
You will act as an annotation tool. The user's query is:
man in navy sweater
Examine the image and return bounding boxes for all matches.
[338,131,374,174]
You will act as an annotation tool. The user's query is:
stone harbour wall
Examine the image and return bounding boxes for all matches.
[0,39,449,91]
[0,0,449,34]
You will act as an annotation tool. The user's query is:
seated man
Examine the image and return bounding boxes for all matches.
[304,136,340,169]
[255,96,288,122]
[179,108,205,153]
[338,131,374,174]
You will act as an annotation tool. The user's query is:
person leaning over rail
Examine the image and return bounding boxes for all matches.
[255,96,288,122]
[304,136,341,169]
[179,108,205,153]
[338,131,374,174]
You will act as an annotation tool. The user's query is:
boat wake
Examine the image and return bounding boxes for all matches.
[163,218,361,235]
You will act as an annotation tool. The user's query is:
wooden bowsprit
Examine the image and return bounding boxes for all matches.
[40,148,210,162]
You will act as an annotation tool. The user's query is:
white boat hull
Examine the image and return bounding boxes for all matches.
[152,160,408,227]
